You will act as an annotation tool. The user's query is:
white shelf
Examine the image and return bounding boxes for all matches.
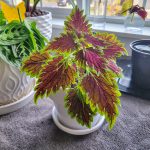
[52,18,150,39]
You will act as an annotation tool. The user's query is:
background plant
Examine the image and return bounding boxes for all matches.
[24,0,47,17]
[0,10,6,26]
[22,6,127,129]
[0,3,47,67]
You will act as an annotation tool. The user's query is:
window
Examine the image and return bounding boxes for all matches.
[41,0,72,8]
[41,0,150,26]
[40,0,76,18]
[145,0,150,19]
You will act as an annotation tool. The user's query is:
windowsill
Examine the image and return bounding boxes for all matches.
[52,18,150,39]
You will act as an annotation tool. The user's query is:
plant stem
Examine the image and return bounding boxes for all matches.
[31,0,40,14]
[25,0,30,12]
[131,12,134,22]
[17,8,22,23]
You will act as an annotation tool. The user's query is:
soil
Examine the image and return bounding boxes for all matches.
[25,9,49,17]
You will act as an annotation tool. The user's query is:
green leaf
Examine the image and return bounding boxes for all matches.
[0,21,47,67]
[0,10,6,26]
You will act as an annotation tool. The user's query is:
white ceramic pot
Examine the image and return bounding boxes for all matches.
[26,12,52,41]
[0,59,35,106]
[50,90,103,130]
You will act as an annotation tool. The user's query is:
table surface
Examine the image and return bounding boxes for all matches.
[0,94,150,150]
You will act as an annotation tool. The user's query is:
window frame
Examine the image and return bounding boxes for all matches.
[85,0,150,27]
[41,0,150,27]
[40,0,85,18]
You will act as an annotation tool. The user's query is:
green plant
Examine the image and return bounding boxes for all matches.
[0,10,6,26]
[22,6,127,129]
[0,10,47,67]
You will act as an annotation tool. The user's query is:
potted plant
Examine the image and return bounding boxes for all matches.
[122,4,147,32]
[0,4,46,114]
[1,0,52,40]
[24,0,52,40]
[130,40,150,89]
[22,6,127,134]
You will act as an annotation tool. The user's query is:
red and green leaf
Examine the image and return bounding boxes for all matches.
[46,33,76,52]
[81,73,121,129]
[21,51,50,77]
[65,88,96,128]
[129,5,147,20]
[76,48,106,73]
[34,56,76,102]
[85,34,105,48]
[64,6,92,33]
[107,60,122,76]
[95,33,127,59]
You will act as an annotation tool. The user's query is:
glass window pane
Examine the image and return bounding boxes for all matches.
[90,0,105,16]
[106,0,144,17]
[146,0,150,19]
[42,0,73,8]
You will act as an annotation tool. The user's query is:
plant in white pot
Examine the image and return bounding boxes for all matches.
[1,0,52,40]
[0,4,47,114]
[22,6,127,134]
[24,0,52,40]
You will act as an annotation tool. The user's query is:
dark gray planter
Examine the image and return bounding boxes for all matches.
[130,40,150,89]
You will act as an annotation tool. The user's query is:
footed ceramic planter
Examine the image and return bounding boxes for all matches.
[26,12,52,41]
[50,90,105,135]
[0,59,35,106]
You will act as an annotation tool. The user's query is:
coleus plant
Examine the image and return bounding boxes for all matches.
[121,4,147,20]
[22,6,127,129]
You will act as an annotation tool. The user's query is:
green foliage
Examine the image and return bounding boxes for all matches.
[121,0,133,16]
[0,10,6,26]
[0,20,47,67]
[22,6,127,129]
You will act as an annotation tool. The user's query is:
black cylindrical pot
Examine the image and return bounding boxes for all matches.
[130,40,150,89]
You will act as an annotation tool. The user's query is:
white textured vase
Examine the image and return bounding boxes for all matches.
[26,12,52,41]
[0,59,35,106]
[50,90,102,130]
